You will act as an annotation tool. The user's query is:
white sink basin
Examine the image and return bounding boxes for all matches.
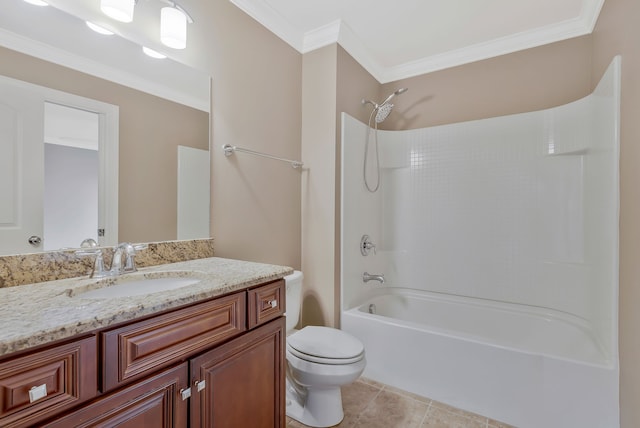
[72,274,201,299]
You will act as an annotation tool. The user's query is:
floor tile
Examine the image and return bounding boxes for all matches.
[286,378,515,428]
[355,388,430,428]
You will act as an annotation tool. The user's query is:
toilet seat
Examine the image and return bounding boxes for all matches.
[287,326,365,365]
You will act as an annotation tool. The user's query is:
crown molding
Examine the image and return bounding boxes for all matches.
[302,20,341,53]
[376,15,597,83]
[232,0,604,84]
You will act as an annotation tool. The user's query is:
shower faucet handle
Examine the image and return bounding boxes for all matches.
[361,235,377,256]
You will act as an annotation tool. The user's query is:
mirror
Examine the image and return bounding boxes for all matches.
[0,3,211,256]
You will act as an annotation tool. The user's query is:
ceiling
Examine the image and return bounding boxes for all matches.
[0,0,605,101]
[231,0,605,82]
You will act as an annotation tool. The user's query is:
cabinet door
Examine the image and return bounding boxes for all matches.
[190,317,285,428]
[44,363,189,428]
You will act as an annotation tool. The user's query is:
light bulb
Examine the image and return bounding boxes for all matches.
[160,7,187,49]
[100,0,135,23]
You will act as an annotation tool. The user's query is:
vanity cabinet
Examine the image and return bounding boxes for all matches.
[190,317,284,428]
[0,336,97,428]
[1,277,286,428]
[43,363,189,428]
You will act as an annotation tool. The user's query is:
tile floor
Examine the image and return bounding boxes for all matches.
[286,378,515,428]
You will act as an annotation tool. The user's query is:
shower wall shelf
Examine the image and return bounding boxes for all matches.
[222,144,303,169]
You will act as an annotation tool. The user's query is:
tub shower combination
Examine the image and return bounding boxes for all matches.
[341,58,620,428]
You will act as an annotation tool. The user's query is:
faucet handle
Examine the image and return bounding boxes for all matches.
[75,248,107,278]
[122,243,147,272]
[361,235,377,256]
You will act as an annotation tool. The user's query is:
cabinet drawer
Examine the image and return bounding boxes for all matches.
[0,336,97,428]
[248,279,285,329]
[102,292,246,392]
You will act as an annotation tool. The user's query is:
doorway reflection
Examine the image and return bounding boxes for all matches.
[43,102,99,250]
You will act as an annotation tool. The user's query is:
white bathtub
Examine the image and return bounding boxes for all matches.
[341,288,619,428]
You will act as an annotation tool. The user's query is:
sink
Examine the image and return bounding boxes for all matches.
[71,273,201,299]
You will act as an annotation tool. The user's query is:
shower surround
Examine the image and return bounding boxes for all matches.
[341,58,620,427]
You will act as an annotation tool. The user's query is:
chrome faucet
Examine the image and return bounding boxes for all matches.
[110,242,147,275]
[363,272,385,284]
[76,242,147,278]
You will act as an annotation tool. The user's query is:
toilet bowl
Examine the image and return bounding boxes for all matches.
[285,272,366,428]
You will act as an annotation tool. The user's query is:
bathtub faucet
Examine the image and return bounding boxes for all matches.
[363,272,385,284]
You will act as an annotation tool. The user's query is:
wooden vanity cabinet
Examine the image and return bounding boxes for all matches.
[39,278,286,428]
[0,336,97,428]
[43,363,189,428]
[190,317,285,428]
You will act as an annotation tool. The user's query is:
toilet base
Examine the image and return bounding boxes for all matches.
[286,379,344,428]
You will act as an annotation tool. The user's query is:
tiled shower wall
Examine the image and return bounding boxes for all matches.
[341,58,619,362]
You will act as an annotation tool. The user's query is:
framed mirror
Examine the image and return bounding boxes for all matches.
[0,2,211,256]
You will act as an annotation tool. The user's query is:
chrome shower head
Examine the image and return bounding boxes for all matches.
[375,103,394,123]
[362,88,408,124]
[380,87,408,107]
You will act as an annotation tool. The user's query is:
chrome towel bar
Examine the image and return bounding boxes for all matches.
[222,144,303,169]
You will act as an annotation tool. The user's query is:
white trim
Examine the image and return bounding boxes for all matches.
[302,20,341,53]
[231,0,604,83]
[376,16,595,83]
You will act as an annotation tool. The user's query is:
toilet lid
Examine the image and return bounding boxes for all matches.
[287,326,364,360]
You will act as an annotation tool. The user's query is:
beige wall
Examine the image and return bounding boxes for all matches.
[591,0,640,426]
[0,46,209,245]
[205,1,302,269]
[380,35,593,130]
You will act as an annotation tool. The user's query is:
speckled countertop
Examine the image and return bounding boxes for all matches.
[0,257,293,357]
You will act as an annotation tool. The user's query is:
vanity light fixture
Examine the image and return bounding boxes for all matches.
[23,0,49,5]
[142,46,166,59]
[86,22,115,35]
[100,0,136,23]
[160,3,193,50]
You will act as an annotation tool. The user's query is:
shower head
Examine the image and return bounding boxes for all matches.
[380,87,408,107]
[375,103,394,123]
[362,88,408,124]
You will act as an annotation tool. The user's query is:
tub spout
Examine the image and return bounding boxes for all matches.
[363,272,385,284]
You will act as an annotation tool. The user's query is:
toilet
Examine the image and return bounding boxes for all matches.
[284,271,366,427]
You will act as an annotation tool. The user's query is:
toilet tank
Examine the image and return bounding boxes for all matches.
[284,271,303,332]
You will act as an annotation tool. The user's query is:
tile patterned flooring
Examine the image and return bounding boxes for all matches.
[286,378,515,428]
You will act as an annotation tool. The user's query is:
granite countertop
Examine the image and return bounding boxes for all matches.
[0,257,293,357]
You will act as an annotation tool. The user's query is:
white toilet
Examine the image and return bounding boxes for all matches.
[284,271,366,427]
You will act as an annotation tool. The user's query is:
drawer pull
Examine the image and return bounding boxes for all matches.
[180,387,192,400]
[263,300,277,309]
[29,384,48,403]
[195,379,206,392]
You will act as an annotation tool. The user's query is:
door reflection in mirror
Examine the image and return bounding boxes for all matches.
[44,102,99,250]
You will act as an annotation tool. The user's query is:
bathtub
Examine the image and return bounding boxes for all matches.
[341,288,619,428]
